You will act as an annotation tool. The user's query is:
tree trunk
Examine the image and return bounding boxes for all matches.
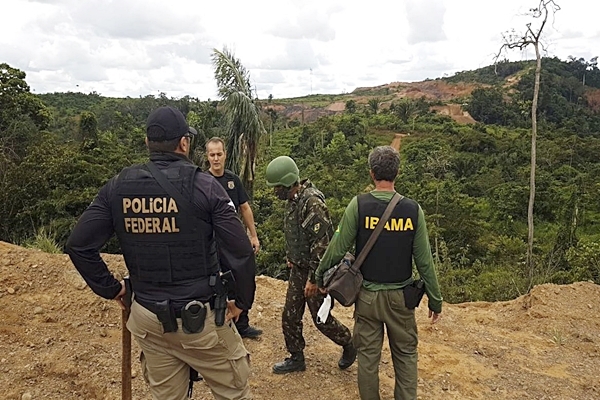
[527,41,541,281]
[435,184,441,266]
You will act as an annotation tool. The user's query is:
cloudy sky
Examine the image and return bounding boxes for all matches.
[2,0,598,101]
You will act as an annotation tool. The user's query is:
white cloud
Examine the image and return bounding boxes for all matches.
[258,40,327,70]
[268,3,344,41]
[70,1,201,40]
[405,0,446,45]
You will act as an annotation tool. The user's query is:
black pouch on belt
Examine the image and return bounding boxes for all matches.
[155,299,178,333]
[403,279,426,309]
[181,301,207,334]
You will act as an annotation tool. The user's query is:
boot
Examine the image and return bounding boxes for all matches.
[338,343,357,370]
[272,352,306,374]
[238,325,263,339]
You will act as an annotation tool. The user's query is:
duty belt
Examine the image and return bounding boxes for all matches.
[137,297,215,317]
[137,297,214,334]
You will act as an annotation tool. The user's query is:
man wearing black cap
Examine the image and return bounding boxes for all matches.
[66,106,255,400]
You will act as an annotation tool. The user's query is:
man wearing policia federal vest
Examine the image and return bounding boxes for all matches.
[316,145,442,400]
[66,106,254,400]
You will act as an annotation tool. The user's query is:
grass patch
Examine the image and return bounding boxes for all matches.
[550,327,565,346]
[22,228,62,254]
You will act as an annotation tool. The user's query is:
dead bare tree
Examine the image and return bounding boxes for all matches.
[494,1,560,284]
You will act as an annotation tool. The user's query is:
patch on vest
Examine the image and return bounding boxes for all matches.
[302,212,328,239]
[364,216,414,231]
[301,211,317,229]
[228,180,235,189]
[122,197,181,234]
[313,222,321,233]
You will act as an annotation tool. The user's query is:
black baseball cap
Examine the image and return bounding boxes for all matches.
[145,106,198,142]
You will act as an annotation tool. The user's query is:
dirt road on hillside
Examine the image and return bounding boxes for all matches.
[390,133,409,151]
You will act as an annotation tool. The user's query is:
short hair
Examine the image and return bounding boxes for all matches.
[147,126,181,152]
[205,137,226,153]
[368,146,400,182]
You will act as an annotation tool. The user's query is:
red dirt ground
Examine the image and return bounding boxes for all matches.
[2,241,600,399]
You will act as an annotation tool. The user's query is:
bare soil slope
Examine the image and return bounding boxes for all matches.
[273,80,480,125]
[2,241,600,400]
[585,87,600,112]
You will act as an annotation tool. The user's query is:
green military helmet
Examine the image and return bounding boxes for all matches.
[266,156,299,187]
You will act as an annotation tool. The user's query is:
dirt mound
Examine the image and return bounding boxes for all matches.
[431,104,477,124]
[2,241,600,399]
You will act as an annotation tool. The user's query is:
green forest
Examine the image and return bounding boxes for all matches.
[1,56,599,304]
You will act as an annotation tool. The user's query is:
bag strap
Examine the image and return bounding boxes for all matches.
[145,161,201,218]
[351,192,402,273]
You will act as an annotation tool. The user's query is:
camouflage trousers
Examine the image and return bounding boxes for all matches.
[282,265,352,354]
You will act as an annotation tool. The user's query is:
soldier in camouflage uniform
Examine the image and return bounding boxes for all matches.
[265,156,357,374]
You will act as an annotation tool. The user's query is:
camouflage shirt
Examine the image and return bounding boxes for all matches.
[284,179,334,283]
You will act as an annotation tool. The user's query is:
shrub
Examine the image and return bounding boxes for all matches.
[22,228,62,254]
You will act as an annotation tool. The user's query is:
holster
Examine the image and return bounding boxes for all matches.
[154,299,178,333]
[181,301,207,334]
[403,279,426,309]
[213,293,227,327]
[209,274,229,327]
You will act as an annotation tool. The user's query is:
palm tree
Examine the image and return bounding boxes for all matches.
[367,98,381,114]
[211,47,266,199]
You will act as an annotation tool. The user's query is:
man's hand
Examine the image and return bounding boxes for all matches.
[226,300,243,323]
[428,309,442,324]
[287,260,294,269]
[113,280,127,311]
[304,281,318,298]
[250,236,260,255]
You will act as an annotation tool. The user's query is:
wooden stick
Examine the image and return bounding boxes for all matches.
[122,308,132,400]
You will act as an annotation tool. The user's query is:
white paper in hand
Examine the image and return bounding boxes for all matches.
[317,294,332,324]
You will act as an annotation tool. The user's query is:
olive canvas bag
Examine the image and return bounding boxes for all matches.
[323,193,401,306]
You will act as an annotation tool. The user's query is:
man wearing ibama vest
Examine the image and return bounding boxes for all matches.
[316,145,443,400]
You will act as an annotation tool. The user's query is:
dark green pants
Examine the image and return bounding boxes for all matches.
[353,287,418,400]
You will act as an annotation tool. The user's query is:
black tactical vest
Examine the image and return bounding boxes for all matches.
[112,161,219,283]
[356,193,419,283]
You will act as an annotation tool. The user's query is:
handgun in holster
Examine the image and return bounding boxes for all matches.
[209,270,235,327]
[155,299,178,333]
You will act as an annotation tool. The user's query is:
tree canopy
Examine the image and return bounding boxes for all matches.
[1,56,599,304]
